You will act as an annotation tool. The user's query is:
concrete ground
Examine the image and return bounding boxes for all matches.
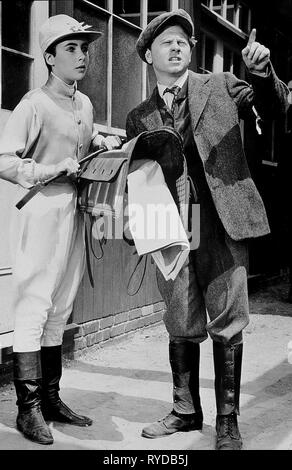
[0,279,292,452]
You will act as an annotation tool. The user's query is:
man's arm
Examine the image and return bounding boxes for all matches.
[126,111,139,141]
[224,29,288,120]
[241,28,289,118]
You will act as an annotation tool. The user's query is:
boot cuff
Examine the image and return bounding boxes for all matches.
[13,351,42,380]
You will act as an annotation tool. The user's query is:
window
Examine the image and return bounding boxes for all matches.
[74,0,174,134]
[74,0,145,133]
[223,47,243,76]
[226,0,236,23]
[223,47,232,71]
[87,0,107,7]
[238,2,250,33]
[202,0,251,34]
[113,0,141,26]
[198,32,215,73]
[112,19,142,128]
[148,0,170,23]
[0,0,33,110]
[74,1,109,125]
[212,0,223,16]
[199,30,245,78]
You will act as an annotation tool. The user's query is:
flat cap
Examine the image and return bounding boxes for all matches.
[136,9,195,62]
[39,14,102,55]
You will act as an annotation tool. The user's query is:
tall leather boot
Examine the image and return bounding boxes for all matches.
[41,345,92,426]
[13,351,54,445]
[213,342,243,450]
[142,340,203,438]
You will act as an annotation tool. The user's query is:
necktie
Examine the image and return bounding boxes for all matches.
[163,85,181,114]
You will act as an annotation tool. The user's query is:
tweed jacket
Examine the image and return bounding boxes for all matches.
[126,67,288,241]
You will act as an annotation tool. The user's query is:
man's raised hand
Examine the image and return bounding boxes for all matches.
[242,28,270,74]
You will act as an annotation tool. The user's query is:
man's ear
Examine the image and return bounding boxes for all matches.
[44,52,55,67]
[145,49,153,65]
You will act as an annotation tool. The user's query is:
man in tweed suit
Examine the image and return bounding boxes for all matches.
[126,9,288,450]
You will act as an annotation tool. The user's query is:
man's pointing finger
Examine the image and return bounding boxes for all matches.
[247,28,257,46]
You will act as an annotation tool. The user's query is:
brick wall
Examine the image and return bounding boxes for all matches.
[70,301,165,357]
[0,301,165,383]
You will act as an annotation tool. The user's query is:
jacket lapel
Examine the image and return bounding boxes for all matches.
[188,71,211,132]
[140,73,211,132]
[141,87,164,130]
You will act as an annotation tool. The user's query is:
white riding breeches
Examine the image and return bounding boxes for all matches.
[10,183,85,352]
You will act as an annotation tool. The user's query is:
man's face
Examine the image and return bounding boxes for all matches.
[145,25,192,84]
[45,37,90,84]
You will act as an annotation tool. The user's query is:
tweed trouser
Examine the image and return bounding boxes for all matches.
[156,188,250,345]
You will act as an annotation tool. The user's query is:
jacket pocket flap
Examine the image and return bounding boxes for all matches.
[81,157,128,182]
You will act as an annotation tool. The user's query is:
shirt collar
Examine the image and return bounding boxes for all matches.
[157,70,189,99]
[43,72,77,98]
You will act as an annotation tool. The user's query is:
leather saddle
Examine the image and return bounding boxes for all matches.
[78,126,194,227]
[77,126,196,289]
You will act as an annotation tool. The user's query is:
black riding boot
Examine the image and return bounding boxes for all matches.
[13,351,53,445]
[213,342,243,450]
[142,340,203,438]
[41,345,92,426]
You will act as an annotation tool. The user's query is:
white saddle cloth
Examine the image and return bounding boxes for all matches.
[127,159,190,281]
